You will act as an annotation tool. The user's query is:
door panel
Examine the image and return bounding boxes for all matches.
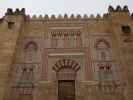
[58,80,75,100]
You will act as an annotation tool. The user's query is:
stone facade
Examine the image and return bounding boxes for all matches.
[0,5,133,100]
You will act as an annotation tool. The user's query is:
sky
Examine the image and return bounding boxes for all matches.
[0,0,132,17]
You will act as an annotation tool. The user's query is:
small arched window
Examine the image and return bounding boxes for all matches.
[121,25,131,35]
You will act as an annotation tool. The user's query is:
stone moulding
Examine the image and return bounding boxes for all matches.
[48,52,84,56]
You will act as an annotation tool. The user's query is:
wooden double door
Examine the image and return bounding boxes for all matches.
[58,80,75,100]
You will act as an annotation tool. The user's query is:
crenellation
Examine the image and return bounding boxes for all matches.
[70,14,75,19]
[38,15,43,19]
[108,5,129,13]
[131,13,133,19]
[5,8,13,15]
[4,5,130,21]
[58,14,63,19]
[44,14,49,19]
[116,5,122,12]
[123,5,129,12]
[76,14,82,19]
[64,14,68,19]
[51,15,56,20]
[28,14,104,21]
[83,14,88,19]
[90,14,95,18]
[32,15,37,20]
[23,6,131,21]
[5,8,25,15]
[108,5,114,12]
[103,13,109,19]
[14,8,20,15]
[96,14,101,18]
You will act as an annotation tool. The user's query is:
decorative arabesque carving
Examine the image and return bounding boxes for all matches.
[9,41,38,98]
[50,31,81,48]
[95,39,112,77]
[95,38,120,94]
[10,64,36,100]
[98,81,123,95]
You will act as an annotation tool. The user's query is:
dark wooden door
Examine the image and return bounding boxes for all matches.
[58,80,75,100]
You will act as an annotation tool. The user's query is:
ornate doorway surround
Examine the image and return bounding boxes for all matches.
[53,59,80,100]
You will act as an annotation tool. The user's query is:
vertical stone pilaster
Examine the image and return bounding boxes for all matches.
[41,49,48,80]
[84,48,92,80]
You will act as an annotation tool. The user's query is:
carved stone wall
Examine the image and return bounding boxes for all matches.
[0,5,132,100]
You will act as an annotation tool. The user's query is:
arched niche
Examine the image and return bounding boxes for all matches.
[23,41,38,62]
[95,39,110,49]
[24,41,38,51]
[95,39,111,61]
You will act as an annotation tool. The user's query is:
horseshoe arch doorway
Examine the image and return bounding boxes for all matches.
[53,59,80,100]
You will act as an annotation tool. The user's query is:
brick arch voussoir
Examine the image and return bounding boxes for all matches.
[53,59,80,72]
